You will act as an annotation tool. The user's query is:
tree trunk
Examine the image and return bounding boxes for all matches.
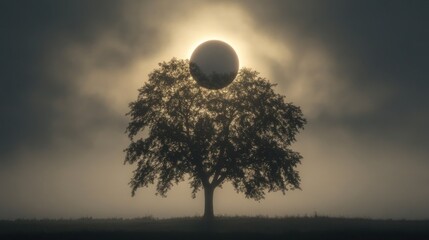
[203,186,215,220]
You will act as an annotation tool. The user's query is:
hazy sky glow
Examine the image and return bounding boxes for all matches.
[1,0,429,220]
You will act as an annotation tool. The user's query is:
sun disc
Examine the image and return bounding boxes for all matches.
[190,40,239,90]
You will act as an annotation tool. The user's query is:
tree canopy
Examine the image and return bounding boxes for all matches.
[125,58,306,218]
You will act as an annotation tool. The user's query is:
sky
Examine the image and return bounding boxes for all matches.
[1,0,428,220]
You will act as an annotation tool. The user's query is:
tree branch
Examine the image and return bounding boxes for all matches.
[210,110,236,186]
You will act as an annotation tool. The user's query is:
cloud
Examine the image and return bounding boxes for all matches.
[237,0,429,154]
[0,0,428,219]
[0,0,166,160]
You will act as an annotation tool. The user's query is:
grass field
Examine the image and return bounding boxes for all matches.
[1,216,429,239]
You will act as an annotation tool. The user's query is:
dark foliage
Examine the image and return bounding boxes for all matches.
[189,62,237,89]
[124,58,306,217]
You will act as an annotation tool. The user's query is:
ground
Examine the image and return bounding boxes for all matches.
[1,216,429,239]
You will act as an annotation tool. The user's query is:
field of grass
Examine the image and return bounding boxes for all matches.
[1,216,429,239]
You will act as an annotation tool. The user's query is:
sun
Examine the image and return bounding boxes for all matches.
[188,37,242,67]
[189,40,239,89]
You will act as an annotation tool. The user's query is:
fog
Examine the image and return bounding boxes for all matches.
[1,0,428,220]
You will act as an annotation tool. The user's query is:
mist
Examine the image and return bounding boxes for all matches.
[1,0,428,220]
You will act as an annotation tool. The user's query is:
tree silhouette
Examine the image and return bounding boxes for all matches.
[125,58,306,220]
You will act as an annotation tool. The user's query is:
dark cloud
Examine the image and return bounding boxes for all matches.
[238,0,429,153]
[0,0,428,219]
[0,0,163,160]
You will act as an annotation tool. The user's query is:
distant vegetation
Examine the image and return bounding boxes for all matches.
[1,216,429,239]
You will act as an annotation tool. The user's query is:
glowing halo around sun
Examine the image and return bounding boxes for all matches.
[189,40,239,89]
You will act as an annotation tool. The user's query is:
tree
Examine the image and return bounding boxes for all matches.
[124,58,306,220]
